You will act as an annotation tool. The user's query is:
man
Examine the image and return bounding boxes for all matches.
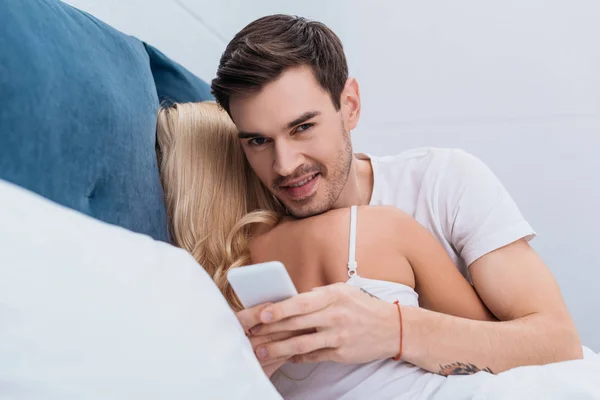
[210,14,582,377]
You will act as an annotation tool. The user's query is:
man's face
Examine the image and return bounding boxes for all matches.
[229,66,358,218]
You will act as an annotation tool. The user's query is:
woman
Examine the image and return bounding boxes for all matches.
[156,101,496,399]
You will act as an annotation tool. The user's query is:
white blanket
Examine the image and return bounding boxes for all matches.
[0,179,282,400]
[432,350,600,400]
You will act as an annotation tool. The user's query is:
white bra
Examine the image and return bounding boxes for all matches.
[344,205,419,306]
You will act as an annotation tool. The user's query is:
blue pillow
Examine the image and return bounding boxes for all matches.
[145,43,214,104]
[0,0,212,242]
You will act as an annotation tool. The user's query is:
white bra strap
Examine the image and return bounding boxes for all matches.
[347,205,358,277]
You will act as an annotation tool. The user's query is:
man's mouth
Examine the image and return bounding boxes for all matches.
[287,175,316,187]
[279,173,320,200]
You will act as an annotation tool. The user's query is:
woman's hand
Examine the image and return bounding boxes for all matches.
[247,331,296,377]
[240,303,309,377]
[237,283,401,366]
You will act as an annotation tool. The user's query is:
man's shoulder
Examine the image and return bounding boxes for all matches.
[369,146,472,162]
[364,147,477,176]
[363,147,491,211]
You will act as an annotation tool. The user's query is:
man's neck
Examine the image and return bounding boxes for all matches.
[333,154,374,208]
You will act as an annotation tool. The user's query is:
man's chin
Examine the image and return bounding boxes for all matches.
[284,200,330,219]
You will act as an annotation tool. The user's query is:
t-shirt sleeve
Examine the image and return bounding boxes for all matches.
[436,149,536,267]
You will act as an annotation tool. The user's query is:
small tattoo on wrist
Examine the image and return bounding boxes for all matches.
[438,362,494,376]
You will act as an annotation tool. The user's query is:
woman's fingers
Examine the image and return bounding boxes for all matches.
[251,311,328,335]
[258,288,336,324]
[255,330,339,361]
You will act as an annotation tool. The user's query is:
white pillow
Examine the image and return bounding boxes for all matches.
[0,179,281,400]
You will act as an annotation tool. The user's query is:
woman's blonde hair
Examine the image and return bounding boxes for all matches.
[156,101,284,310]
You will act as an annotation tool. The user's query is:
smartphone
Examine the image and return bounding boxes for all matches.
[227,261,298,309]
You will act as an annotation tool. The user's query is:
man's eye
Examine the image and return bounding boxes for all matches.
[295,123,313,133]
[248,137,269,146]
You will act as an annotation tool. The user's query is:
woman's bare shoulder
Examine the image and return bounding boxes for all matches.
[314,206,417,284]
[330,205,416,238]
[254,210,354,285]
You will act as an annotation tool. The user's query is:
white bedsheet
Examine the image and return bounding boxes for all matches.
[431,349,600,400]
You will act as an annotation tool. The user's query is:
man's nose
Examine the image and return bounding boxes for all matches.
[273,140,303,177]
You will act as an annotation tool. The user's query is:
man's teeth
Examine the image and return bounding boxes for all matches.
[289,175,315,188]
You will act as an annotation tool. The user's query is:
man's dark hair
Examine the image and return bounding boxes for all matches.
[211,14,349,115]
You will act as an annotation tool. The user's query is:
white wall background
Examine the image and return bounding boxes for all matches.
[63,0,600,351]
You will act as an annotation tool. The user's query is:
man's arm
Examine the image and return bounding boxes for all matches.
[395,149,582,374]
[399,239,582,375]
[243,239,582,375]
[239,150,582,374]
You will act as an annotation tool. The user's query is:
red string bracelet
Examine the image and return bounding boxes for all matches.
[392,300,403,361]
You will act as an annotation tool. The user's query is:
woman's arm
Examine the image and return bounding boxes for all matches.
[315,206,495,321]
[311,205,495,321]
[390,209,496,321]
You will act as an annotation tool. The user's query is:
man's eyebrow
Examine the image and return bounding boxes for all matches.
[238,131,262,139]
[285,111,321,130]
[237,111,321,138]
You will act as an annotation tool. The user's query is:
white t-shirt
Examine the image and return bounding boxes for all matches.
[362,147,536,281]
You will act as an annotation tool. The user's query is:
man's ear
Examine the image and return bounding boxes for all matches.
[340,77,361,131]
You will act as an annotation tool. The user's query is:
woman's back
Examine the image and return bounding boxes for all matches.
[250,205,417,293]
[252,205,449,399]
